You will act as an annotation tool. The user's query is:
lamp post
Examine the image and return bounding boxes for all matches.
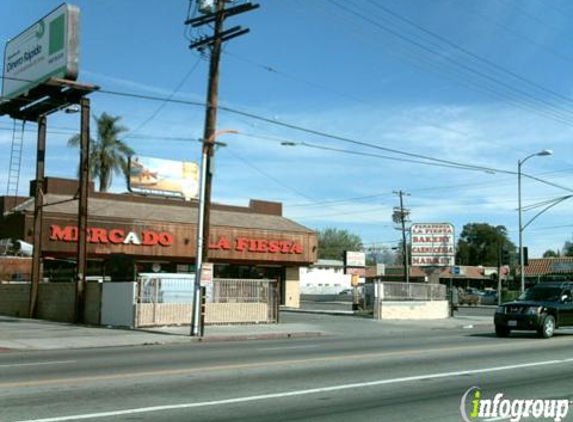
[518,149,552,293]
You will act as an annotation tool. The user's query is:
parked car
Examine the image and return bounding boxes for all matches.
[494,282,573,338]
[480,290,498,305]
[458,289,481,306]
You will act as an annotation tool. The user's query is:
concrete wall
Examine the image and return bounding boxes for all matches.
[285,267,300,308]
[375,300,449,320]
[0,282,101,324]
[0,283,30,317]
[135,303,269,327]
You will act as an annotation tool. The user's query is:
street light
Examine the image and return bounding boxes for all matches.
[191,129,237,337]
[518,149,552,293]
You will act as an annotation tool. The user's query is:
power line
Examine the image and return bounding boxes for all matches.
[2,75,571,194]
[224,149,317,202]
[122,56,203,140]
[455,1,573,66]
[237,132,507,173]
[366,0,573,108]
[325,0,573,127]
[0,74,565,182]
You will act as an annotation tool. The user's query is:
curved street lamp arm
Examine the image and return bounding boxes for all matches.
[522,195,573,231]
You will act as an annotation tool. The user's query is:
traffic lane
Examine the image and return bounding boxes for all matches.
[103,366,573,422]
[1,326,572,384]
[4,354,573,422]
[2,334,573,421]
[457,305,496,317]
[0,326,565,384]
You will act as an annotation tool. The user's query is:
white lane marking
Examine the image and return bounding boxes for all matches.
[10,357,573,422]
[258,345,320,351]
[0,360,76,368]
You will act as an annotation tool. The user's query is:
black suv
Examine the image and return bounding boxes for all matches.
[494,282,573,339]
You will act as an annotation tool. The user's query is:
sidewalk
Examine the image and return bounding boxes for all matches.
[0,312,493,352]
[0,316,323,351]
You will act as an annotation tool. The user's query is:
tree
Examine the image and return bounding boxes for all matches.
[456,223,516,266]
[365,246,396,265]
[68,112,134,192]
[317,228,363,260]
[393,240,411,266]
[543,249,560,258]
[563,241,573,257]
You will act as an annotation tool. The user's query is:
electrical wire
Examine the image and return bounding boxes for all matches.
[326,0,573,126]
[2,75,571,199]
[123,57,203,140]
[365,0,573,108]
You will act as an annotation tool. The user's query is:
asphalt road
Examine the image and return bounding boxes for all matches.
[2,317,573,422]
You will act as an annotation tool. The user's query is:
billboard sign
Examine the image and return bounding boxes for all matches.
[2,3,80,99]
[128,156,199,200]
[344,251,366,268]
[410,223,455,267]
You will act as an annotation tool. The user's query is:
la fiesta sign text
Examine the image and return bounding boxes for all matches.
[209,236,303,255]
[49,225,174,247]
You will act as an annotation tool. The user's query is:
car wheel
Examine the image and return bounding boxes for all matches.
[538,314,556,339]
[495,325,511,337]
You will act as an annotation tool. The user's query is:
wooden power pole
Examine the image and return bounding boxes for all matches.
[186,0,259,336]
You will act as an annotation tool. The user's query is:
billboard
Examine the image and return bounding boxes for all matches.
[410,223,455,267]
[128,156,199,200]
[344,251,366,268]
[2,3,80,99]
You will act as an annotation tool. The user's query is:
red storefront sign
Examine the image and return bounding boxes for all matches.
[49,225,173,246]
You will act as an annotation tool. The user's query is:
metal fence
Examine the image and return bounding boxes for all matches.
[135,277,278,327]
[376,282,447,301]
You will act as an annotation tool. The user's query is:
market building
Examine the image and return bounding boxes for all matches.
[522,257,573,285]
[0,178,318,310]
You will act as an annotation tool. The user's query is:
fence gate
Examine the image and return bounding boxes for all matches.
[135,277,278,327]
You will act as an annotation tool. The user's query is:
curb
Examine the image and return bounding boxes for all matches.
[281,309,357,317]
[195,331,324,343]
[0,331,325,352]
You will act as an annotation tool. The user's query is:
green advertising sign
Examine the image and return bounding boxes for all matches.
[2,3,79,100]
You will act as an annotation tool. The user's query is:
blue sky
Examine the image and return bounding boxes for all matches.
[1,0,573,258]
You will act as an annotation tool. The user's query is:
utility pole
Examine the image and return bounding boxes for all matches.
[29,115,47,318]
[392,190,410,283]
[75,97,90,323]
[186,0,259,336]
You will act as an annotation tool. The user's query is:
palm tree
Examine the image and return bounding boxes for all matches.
[68,112,135,192]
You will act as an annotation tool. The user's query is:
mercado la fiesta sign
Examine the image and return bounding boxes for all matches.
[2,3,79,99]
[49,225,304,255]
[410,223,455,266]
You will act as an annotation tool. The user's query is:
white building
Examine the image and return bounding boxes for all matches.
[299,259,352,295]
